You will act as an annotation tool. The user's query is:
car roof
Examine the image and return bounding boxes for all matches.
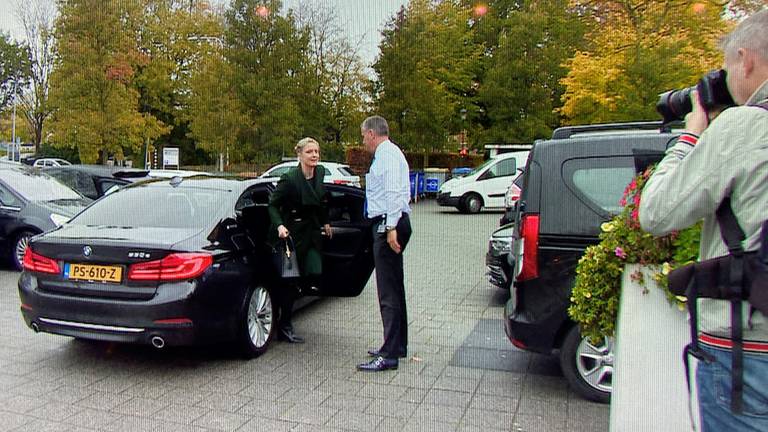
[122,175,273,193]
[45,164,150,177]
[147,169,214,178]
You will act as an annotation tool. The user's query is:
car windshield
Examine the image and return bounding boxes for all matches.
[2,169,82,201]
[70,185,232,229]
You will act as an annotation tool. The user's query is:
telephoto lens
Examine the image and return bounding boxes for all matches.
[656,87,694,124]
[656,69,735,124]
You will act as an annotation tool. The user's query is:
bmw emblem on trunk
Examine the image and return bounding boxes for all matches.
[83,246,92,257]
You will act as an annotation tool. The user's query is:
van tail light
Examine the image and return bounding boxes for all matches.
[23,249,60,274]
[128,253,213,281]
[517,214,540,281]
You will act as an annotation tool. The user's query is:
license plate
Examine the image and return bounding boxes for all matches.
[64,263,122,283]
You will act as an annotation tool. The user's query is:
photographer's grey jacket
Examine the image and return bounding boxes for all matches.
[640,79,768,344]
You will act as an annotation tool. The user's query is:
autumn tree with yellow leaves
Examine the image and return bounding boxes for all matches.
[559,0,731,124]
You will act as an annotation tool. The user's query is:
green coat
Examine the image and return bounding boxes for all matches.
[267,164,329,276]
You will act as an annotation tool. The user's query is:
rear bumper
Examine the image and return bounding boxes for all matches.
[437,192,460,207]
[18,272,237,346]
[503,279,569,354]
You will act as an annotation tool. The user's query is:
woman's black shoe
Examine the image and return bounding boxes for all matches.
[277,328,305,343]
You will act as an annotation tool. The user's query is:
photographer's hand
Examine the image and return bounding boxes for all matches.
[684,90,709,136]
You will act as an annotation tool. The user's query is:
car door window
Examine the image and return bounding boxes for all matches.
[494,159,517,177]
[0,184,21,208]
[564,157,635,215]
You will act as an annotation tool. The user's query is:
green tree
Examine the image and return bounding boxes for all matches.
[0,32,29,113]
[136,0,223,166]
[373,0,481,152]
[290,0,369,150]
[225,0,311,162]
[48,0,168,164]
[188,51,247,168]
[16,0,56,153]
[559,0,728,124]
[474,0,587,143]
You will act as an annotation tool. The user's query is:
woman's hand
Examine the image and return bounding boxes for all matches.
[324,224,333,239]
[277,225,289,239]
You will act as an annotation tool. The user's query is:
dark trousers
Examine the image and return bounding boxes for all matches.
[372,213,412,359]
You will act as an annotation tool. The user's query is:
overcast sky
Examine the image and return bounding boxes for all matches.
[0,0,407,67]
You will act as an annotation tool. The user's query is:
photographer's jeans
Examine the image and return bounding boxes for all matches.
[697,345,768,432]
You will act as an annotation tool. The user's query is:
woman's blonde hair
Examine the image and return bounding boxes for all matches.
[295,137,320,155]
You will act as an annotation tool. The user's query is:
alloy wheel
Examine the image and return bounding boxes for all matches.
[247,286,273,348]
[575,336,614,393]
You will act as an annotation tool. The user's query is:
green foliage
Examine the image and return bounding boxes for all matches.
[0,32,30,111]
[559,0,729,124]
[568,166,701,341]
[48,0,168,164]
[475,0,586,143]
[373,0,481,151]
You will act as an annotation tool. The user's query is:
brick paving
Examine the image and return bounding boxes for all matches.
[0,200,609,431]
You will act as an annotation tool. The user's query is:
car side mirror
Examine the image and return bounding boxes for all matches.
[104,185,120,196]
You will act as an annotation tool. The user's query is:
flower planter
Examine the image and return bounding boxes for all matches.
[609,264,699,432]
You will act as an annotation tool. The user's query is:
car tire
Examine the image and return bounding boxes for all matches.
[238,284,276,358]
[559,326,612,404]
[462,193,483,214]
[11,230,36,271]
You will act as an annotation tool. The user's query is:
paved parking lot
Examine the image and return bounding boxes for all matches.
[0,200,608,432]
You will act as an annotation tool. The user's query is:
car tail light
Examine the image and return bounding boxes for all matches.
[23,249,60,274]
[517,214,539,281]
[128,253,213,281]
[332,179,351,185]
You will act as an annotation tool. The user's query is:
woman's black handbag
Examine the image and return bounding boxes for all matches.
[272,236,301,279]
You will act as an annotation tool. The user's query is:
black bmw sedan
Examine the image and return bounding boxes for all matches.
[18,176,374,357]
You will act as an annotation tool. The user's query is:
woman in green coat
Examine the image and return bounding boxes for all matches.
[268,137,332,343]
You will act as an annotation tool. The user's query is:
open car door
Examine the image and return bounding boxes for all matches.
[319,184,375,297]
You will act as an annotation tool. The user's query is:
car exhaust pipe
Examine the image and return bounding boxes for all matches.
[31,322,40,333]
[150,336,165,349]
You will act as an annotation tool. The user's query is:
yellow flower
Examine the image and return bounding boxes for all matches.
[584,292,592,298]
[601,222,615,232]
[662,262,671,276]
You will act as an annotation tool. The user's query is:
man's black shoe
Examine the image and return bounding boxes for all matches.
[357,356,398,372]
[277,328,305,344]
[367,349,406,358]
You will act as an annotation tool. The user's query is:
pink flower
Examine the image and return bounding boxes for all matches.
[615,247,627,259]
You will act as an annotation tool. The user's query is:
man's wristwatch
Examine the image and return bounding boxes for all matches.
[385,226,396,232]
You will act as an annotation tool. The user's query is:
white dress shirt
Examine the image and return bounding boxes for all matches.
[365,139,411,227]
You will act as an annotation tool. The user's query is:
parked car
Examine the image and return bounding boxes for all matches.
[0,165,91,270]
[504,122,677,403]
[260,161,361,188]
[499,169,525,225]
[18,176,374,357]
[44,165,151,200]
[32,158,72,168]
[485,222,515,289]
[437,150,528,213]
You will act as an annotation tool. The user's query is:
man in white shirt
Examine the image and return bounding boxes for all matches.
[357,115,413,372]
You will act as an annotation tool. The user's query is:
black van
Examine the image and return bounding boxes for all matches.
[504,122,678,403]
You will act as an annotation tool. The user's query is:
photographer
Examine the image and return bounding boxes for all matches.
[639,10,768,432]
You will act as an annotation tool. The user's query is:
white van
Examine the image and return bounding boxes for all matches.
[437,151,528,213]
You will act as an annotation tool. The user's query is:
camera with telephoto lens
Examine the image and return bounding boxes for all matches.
[656,69,736,124]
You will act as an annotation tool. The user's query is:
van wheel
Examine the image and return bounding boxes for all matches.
[560,326,612,404]
[238,285,275,358]
[463,193,483,214]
